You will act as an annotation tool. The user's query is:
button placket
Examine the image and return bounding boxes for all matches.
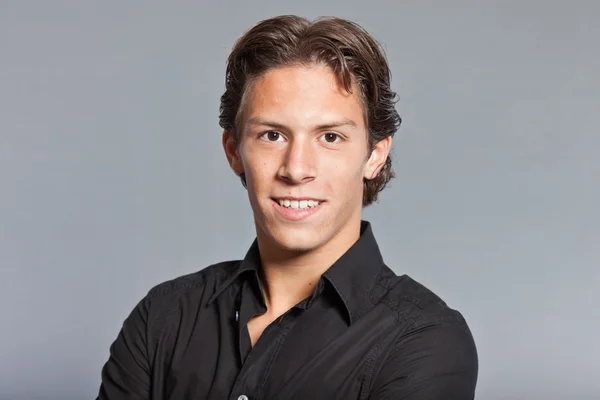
[229,313,295,400]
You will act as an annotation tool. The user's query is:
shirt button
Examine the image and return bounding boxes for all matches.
[237,396,249,400]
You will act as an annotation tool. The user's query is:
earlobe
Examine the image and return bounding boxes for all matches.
[364,136,392,180]
[222,130,245,175]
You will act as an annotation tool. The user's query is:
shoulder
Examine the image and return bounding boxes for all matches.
[374,265,478,375]
[369,267,479,397]
[144,260,240,301]
[373,265,468,326]
[130,260,241,341]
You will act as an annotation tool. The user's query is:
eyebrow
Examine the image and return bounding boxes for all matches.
[246,117,358,131]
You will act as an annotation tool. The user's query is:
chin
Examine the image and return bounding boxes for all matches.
[267,222,326,254]
[276,238,321,253]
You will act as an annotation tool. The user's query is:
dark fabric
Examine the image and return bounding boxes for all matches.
[97,221,478,400]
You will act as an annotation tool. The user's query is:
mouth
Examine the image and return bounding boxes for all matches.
[271,197,325,221]
[272,198,324,210]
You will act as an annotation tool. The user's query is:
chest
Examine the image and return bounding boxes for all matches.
[247,313,278,348]
[159,301,397,400]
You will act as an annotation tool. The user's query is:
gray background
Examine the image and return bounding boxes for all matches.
[1,1,598,399]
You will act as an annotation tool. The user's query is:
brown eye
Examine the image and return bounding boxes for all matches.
[266,131,281,141]
[324,133,339,143]
[262,131,281,142]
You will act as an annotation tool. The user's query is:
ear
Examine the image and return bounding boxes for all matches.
[364,136,392,180]
[222,130,245,176]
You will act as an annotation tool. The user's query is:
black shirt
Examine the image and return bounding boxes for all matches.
[97,221,478,399]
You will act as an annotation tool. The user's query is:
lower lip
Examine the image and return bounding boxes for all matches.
[272,200,324,221]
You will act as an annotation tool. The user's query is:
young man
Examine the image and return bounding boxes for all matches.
[98,15,478,399]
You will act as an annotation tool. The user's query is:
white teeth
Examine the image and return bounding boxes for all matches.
[278,199,321,209]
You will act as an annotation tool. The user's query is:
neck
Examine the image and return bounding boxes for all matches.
[255,220,361,316]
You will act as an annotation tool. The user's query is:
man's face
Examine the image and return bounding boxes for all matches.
[224,64,390,254]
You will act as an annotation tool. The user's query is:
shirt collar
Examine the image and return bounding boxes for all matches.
[208,239,263,306]
[208,220,384,325]
[321,220,384,324]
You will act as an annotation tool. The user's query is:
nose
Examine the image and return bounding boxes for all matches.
[277,137,317,184]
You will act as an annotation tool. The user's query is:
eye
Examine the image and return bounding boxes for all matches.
[321,132,342,144]
[260,131,285,142]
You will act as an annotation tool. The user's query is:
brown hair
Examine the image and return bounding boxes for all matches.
[219,15,401,206]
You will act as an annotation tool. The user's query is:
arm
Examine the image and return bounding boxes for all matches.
[369,314,478,400]
[97,296,152,400]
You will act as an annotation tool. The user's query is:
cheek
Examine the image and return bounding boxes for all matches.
[326,153,366,198]
[243,153,277,187]
[337,151,367,179]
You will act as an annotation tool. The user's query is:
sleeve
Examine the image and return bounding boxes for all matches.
[369,313,478,400]
[96,295,152,400]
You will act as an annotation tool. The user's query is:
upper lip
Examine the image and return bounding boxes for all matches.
[272,197,325,201]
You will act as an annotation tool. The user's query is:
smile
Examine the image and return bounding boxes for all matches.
[276,199,322,210]
[271,198,325,221]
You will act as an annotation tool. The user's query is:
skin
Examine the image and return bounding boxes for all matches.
[223,64,391,345]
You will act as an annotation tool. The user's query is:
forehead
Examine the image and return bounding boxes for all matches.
[240,64,366,128]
